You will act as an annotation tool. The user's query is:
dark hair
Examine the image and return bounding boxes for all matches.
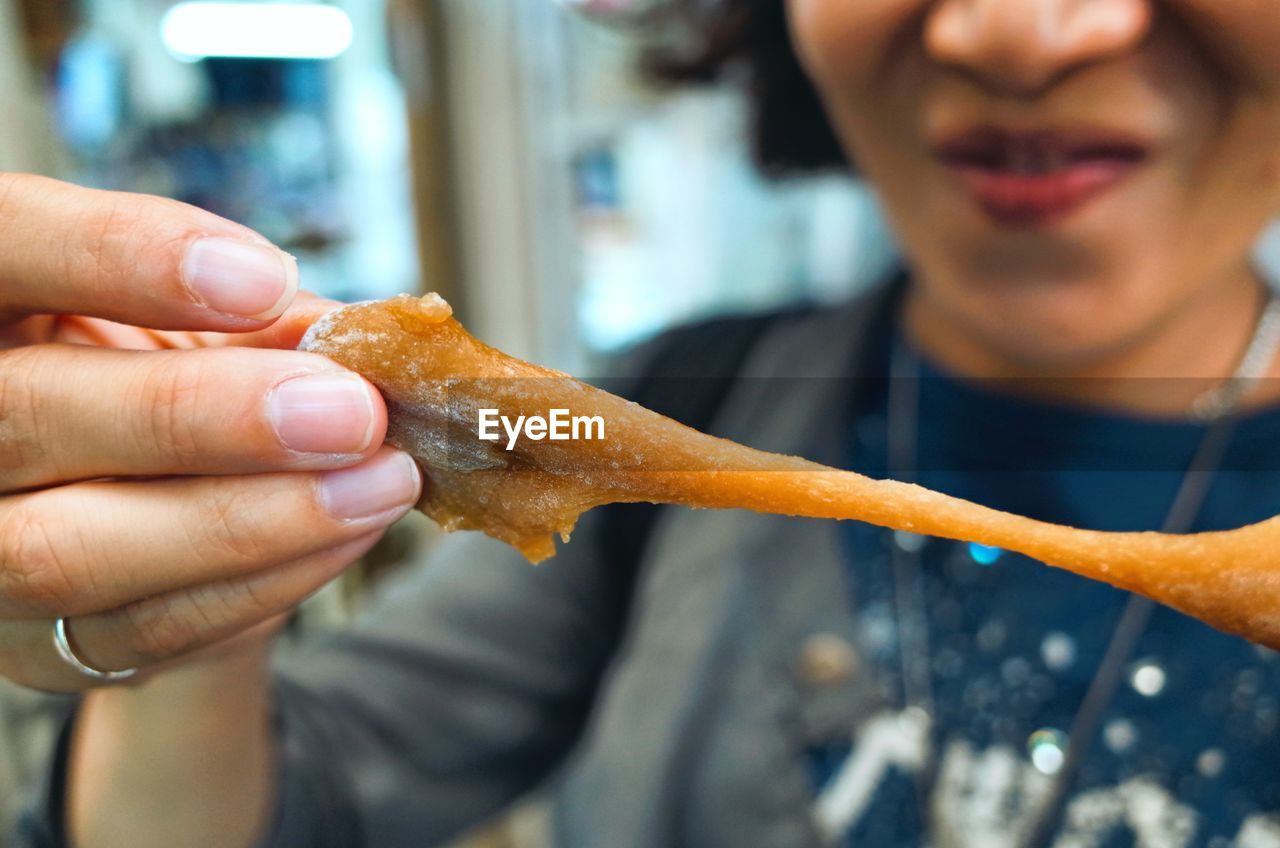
[643,0,849,176]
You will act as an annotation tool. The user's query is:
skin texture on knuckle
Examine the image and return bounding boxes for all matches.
[204,571,277,623]
[119,593,204,664]
[187,481,289,570]
[135,352,222,471]
[0,346,47,481]
[0,500,80,616]
[162,574,278,646]
[0,172,26,232]
[179,464,376,574]
[78,194,190,305]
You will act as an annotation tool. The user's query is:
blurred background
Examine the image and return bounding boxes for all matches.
[0,0,903,844]
[2,0,900,369]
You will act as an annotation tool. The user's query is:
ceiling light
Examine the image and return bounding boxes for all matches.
[161,2,354,61]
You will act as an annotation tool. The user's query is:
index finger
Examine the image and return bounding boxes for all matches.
[0,173,298,332]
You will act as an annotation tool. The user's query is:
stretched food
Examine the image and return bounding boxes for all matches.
[300,294,1280,649]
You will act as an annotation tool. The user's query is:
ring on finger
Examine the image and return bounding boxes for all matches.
[52,617,138,683]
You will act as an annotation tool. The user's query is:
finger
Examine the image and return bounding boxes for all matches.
[0,173,298,330]
[49,292,341,352]
[207,291,341,349]
[0,345,388,491]
[0,448,422,619]
[74,529,384,678]
[1,531,382,693]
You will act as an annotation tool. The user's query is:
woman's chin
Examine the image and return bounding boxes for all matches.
[914,278,1173,375]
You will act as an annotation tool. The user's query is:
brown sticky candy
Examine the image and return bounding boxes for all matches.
[300,294,1280,649]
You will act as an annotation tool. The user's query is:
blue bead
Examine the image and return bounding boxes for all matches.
[968,543,1003,565]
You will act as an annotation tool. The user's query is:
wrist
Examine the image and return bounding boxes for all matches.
[67,632,278,848]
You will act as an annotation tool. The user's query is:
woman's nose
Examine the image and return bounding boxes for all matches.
[925,0,1152,94]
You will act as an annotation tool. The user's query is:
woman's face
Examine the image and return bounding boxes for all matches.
[788,0,1280,368]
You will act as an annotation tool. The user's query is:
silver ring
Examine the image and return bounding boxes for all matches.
[53,617,138,683]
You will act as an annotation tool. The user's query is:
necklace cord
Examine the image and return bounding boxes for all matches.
[886,338,939,830]
[1021,415,1236,848]
[884,292,1277,846]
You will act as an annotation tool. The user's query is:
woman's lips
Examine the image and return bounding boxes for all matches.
[933,128,1149,228]
[955,161,1140,227]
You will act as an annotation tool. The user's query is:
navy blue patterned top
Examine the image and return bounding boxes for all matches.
[817,336,1280,847]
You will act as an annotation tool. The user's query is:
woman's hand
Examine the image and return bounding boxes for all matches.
[0,173,422,693]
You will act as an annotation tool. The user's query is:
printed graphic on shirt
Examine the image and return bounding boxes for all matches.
[814,710,1280,848]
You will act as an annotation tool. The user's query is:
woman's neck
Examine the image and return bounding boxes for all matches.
[903,266,1280,417]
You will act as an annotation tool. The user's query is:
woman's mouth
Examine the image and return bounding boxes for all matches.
[932,127,1150,228]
